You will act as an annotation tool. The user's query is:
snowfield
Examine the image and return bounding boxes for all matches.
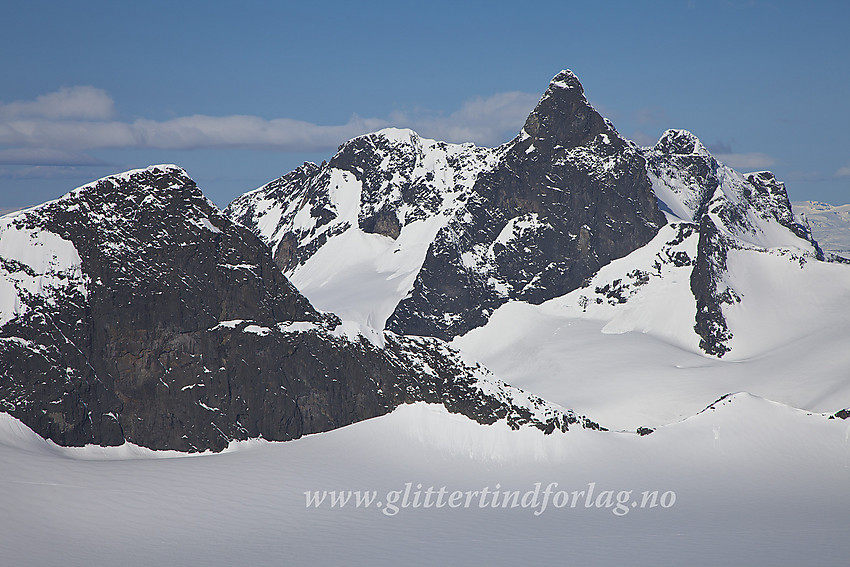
[1,398,849,566]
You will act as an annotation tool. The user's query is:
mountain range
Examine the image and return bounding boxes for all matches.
[1,70,848,453]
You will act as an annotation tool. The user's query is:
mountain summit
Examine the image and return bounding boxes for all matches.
[522,69,610,148]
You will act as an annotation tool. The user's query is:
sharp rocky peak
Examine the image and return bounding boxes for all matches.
[549,69,585,91]
[521,69,613,149]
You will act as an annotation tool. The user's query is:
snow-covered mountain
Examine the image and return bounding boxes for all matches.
[4,69,841,453]
[0,165,597,452]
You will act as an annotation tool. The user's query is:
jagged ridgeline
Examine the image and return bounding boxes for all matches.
[0,166,595,452]
[228,70,667,340]
[227,70,823,357]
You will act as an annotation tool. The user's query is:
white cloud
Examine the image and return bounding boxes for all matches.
[130,114,391,151]
[0,86,115,120]
[0,115,391,152]
[0,86,540,166]
[391,91,539,146]
[714,152,776,170]
[834,166,850,178]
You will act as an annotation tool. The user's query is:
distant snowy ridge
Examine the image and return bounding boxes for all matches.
[792,200,850,260]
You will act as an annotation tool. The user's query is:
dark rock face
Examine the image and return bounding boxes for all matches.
[360,206,402,239]
[690,215,739,358]
[1,166,594,451]
[0,166,380,451]
[389,71,666,339]
[229,71,666,342]
[646,129,826,357]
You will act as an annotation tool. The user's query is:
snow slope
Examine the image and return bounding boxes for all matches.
[453,297,850,430]
[1,397,848,566]
[453,215,850,430]
[286,214,447,344]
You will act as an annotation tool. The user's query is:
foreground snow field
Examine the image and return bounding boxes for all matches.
[2,399,849,566]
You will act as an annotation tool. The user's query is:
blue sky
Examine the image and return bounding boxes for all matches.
[1,0,849,210]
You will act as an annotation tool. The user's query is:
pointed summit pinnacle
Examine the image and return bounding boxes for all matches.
[522,69,609,149]
[549,69,584,93]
